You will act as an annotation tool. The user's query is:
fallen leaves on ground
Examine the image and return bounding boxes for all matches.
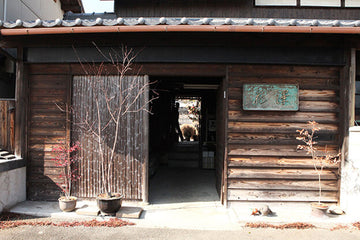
[0,213,134,230]
[330,225,349,231]
[353,222,360,230]
[245,222,315,229]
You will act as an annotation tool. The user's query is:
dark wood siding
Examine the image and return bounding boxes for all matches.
[25,63,225,201]
[27,73,70,200]
[25,62,343,204]
[226,65,341,203]
[115,0,360,19]
[72,75,148,200]
[0,100,15,152]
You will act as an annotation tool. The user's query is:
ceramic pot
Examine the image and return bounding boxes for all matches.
[58,196,77,212]
[311,202,329,218]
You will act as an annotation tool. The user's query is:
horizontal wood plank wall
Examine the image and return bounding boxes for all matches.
[27,71,69,200]
[226,65,341,203]
[0,101,15,152]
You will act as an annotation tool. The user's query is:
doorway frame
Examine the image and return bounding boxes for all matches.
[145,71,227,205]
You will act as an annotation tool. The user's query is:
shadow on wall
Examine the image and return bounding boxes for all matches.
[340,127,360,216]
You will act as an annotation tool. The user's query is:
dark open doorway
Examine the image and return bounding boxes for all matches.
[148,76,223,204]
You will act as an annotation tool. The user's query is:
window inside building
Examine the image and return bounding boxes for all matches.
[355,81,360,125]
[346,0,360,7]
[301,0,341,7]
[255,0,297,6]
[0,55,16,100]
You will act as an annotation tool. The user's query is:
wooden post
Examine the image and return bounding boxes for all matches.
[349,48,356,127]
[14,47,26,158]
[223,66,230,207]
[142,75,149,204]
[338,48,355,204]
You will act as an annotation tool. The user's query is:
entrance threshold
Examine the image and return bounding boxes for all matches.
[149,167,219,205]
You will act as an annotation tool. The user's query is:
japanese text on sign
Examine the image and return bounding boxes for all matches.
[243,84,299,111]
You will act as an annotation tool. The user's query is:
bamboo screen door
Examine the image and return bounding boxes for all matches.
[72,75,149,201]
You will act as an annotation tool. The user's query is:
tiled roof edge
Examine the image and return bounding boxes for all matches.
[1,17,360,29]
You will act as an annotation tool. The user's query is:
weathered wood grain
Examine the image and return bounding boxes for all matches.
[225,64,341,204]
[228,133,312,145]
[299,101,339,112]
[228,179,338,191]
[299,90,338,101]
[228,156,339,169]
[228,99,339,112]
[228,111,338,124]
[29,75,67,88]
[29,128,66,136]
[228,122,338,134]
[227,189,337,202]
[228,144,339,157]
[30,166,64,176]
[27,64,71,75]
[228,168,338,180]
[0,101,15,153]
[27,72,68,200]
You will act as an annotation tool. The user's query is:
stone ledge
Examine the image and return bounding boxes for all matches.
[0,158,25,173]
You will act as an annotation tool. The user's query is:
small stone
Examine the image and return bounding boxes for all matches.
[328,205,345,215]
[251,204,275,216]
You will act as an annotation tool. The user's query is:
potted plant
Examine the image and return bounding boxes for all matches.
[296,121,340,215]
[52,141,81,212]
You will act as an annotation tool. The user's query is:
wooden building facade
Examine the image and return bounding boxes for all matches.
[0,0,358,206]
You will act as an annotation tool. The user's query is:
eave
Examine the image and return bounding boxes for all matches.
[2,17,360,36]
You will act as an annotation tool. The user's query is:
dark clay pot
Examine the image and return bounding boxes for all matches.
[97,194,122,214]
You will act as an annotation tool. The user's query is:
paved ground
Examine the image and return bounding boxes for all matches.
[3,199,360,240]
[1,225,360,240]
[3,168,360,239]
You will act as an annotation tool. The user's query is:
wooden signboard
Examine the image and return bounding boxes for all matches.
[243,84,299,111]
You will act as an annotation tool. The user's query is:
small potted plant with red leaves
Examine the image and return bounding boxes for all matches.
[296,121,340,216]
[52,141,81,212]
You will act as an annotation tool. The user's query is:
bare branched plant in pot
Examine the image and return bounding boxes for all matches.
[296,121,340,215]
[70,44,156,215]
[52,141,81,212]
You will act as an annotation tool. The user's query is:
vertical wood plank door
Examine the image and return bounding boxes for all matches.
[72,75,149,201]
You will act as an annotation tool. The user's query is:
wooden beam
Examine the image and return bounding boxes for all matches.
[223,66,230,206]
[349,48,356,127]
[338,48,353,204]
[14,47,25,158]
[142,75,149,204]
